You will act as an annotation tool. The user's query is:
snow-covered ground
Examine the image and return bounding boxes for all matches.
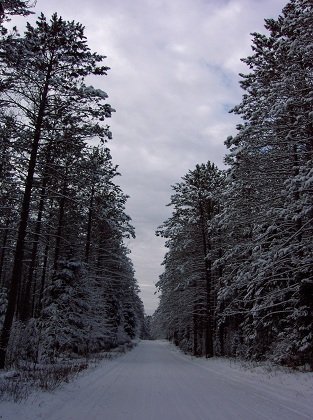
[1,340,312,420]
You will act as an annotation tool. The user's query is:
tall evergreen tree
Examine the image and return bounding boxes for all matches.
[156,162,225,356]
[217,0,313,367]
[0,13,113,367]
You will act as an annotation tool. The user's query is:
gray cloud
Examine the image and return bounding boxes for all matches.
[27,0,287,314]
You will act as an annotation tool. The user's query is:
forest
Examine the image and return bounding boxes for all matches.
[152,0,313,370]
[0,0,145,373]
[0,0,312,390]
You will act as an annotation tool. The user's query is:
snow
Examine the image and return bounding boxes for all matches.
[1,340,312,420]
[83,85,108,99]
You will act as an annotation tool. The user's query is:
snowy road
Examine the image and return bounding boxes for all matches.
[1,340,313,420]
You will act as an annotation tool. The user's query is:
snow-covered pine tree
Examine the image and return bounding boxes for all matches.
[40,259,108,361]
[0,0,32,20]
[245,0,313,367]
[217,0,313,367]
[155,162,225,356]
[0,12,113,368]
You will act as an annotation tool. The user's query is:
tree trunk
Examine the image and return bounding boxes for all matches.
[53,173,68,271]
[19,171,49,321]
[193,305,198,356]
[85,185,95,264]
[199,199,214,358]
[35,232,50,317]
[0,226,9,288]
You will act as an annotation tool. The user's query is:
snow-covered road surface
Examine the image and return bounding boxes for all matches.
[1,340,313,420]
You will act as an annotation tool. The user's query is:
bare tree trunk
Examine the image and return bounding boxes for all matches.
[53,173,68,271]
[193,305,198,356]
[35,232,50,317]
[85,185,95,264]
[199,199,214,358]
[0,227,9,288]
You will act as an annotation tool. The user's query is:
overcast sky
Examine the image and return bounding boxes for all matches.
[17,0,287,314]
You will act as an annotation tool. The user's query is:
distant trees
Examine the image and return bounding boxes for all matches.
[153,0,313,369]
[0,12,143,368]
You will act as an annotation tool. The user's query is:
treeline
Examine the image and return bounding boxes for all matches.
[0,3,144,368]
[153,0,313,369]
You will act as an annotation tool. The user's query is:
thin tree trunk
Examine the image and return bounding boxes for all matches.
[35,232,50,317]
[193,304,198,356]
[199,199,214,358]
[53,169,68,270]
[85,185,95,264]
[0,226,9,288]
[217,239,225,356]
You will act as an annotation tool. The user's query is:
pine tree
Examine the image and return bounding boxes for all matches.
[0,1,32,19]
[156,162,225,356]
[217,0,313,366]
[0,13,113,367]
